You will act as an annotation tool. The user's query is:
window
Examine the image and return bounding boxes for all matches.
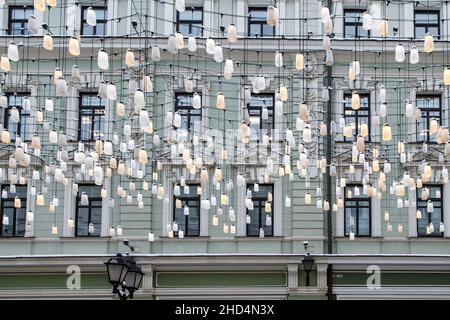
[417,185,443,237]
[344,185,371,236]
[247,93,274,141]
[343,93,370,142]
[79,93,106,141]
[75,185,102,237]
[174,93,202,137]
[176,7,203,37]
[248,7,275,37]
[8,6,33,35]
[344,9,370,38]
[173,184,200,236]
[0,185,27,237]
[81,6,107,36]
[246,184,274,236]
[416,95,441,143]
[4,93,33,142]
[414,10,440,39]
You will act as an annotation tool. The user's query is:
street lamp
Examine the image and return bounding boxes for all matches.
[105,252,144,300]
[302,252,315,286]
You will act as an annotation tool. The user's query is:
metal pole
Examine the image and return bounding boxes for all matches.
[325,0,334,301]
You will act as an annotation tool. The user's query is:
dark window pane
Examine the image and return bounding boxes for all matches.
[173,184,200,236]
[177,8,203,37]
[1,185,27,237]
[415,11,440,38]
[8,6,33,35]
[76,185,102,237]
[344,185,371,236]
[417,185,443,237]
[81,7,107,36]
[79,94,106,141]
[246,184,274,236]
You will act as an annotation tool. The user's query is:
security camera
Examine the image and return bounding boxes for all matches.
[303,241,309,249]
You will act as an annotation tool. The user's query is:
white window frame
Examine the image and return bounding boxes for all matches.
[162,166,208,237]
[63,176,111,237]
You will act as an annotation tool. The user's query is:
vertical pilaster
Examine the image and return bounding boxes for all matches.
[287,264,299,289]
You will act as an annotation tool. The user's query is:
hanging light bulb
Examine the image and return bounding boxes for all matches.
[444,68,450,86]
[192,92,201,109]
[224,58,234,79]
[351,91,360,110]
[206,38,215,54]
[274,51,283,68]
[7,42,19,62]
[97,49,109,70]
[175,32,184,49]
[410,46,419,64]
[295,52,304,70]
[382,124,392,141]
[267,5,279,27]
[430,119,439,135]
[43,34,53,51]
[379,18,388,37]
[125,49,135,67]
[68,37,80,56]
[34,0,46,12]
[405,101,414,117]
[395,44,405,62]
[134,89,145,109]
[216,92,225,109]
[188,35,197,52]
[55,77,68,96]
[227,24,237,43]
[106,83,117,100]
[279,84,288,102]
[28,15,38,34]
[116,102,126,117]
[362,11,372,30]
[167,34,178,54]
[213,44,223,63]
[424,33,434,53]
[138,148,148,164]
[86,7,97,26]
[151,45,161,61]
[36,193,45,206]
[175,0,185,12]
[0,54,10,72]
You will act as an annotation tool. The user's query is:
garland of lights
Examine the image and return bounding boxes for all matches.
[0,0,449,240]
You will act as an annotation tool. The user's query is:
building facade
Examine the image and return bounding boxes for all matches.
[0,0,449,300]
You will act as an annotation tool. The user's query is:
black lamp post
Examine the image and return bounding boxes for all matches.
[105,253,144,300]
[302,253,315,286]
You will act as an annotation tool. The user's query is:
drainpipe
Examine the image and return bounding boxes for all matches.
[325,0,334,301]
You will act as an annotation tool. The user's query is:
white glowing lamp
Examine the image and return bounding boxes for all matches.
[7,42,19,62]
[188,35,197,52]
[424,34,434,53]
[68,37,80,56]
[227,24,237,43]
[125,49,135,67]
[43,34,53,51]
[0,55,10,72]
[34,0,46,12]
[86,7,97,26]
[395,44,405,62]
[410,46,419,64]
[97,49,109,70]
[267,5,279,27]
